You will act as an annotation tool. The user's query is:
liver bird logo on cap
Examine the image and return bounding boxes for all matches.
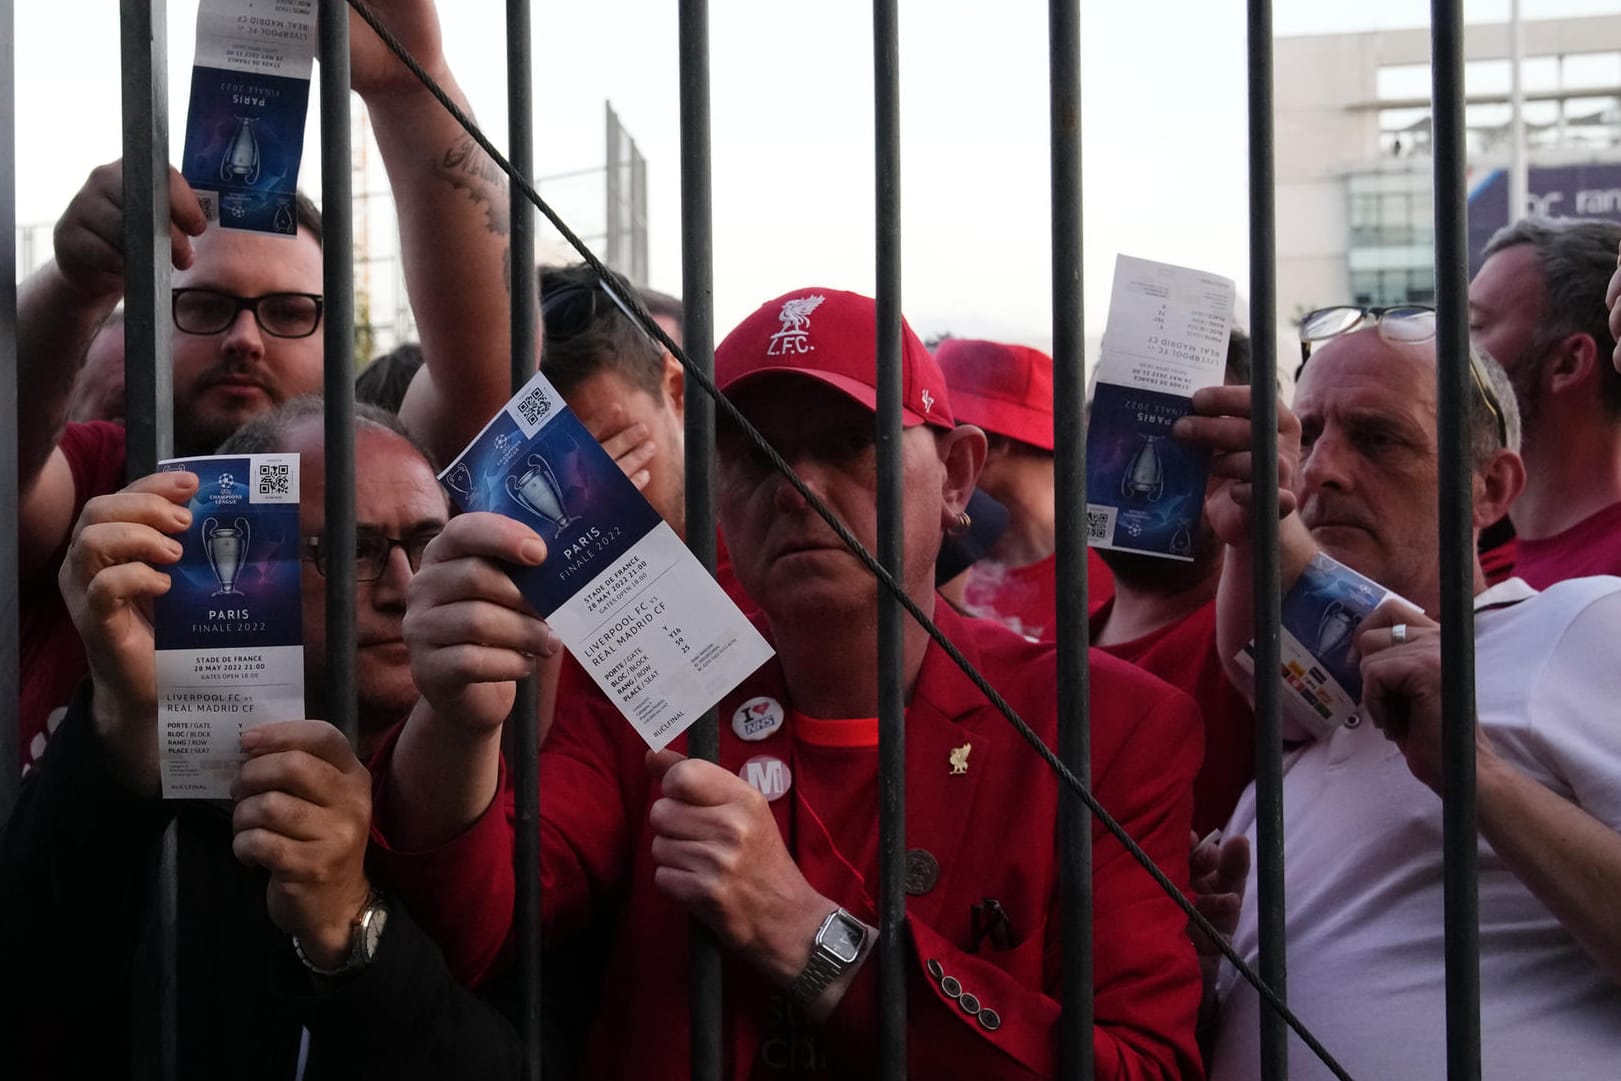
[768,295,826,356]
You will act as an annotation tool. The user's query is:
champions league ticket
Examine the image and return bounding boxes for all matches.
[153,454,305,799]
[181,0,317,235]
[1235,552,1395,741]
[1085,255,1236,561]
[441,370,774,751]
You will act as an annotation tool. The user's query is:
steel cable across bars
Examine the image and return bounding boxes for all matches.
[342,2,1354,1076]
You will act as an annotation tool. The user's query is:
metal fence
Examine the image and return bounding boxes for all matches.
[0,0,1489,1077]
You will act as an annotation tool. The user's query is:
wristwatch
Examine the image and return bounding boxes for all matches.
[789,908,867,1007]
[293,891,390,979]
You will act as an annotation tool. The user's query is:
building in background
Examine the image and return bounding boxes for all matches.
[1276,14,1621,352]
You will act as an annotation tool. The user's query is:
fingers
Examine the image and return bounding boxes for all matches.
[418,511,546,570]
[167,168,207,270]
[646,748,686,781]
[652,755,750,808]
[241,719,364,774]
[74,471,199,536]
[233,740,355,807]
[1354,597,1432,660]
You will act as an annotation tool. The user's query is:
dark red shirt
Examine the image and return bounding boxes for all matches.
[19,421,128,775]
[1511,502,1621,590]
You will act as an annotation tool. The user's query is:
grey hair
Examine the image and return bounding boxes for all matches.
[214,395,439,472]
[1482,216,1621,417]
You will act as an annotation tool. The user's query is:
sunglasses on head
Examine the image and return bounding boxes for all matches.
[1296,304,1508,449]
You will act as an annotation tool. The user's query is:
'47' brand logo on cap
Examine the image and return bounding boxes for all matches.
[767,295,826,356]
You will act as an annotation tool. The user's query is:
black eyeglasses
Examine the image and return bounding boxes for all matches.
[173,287,324,339]
[1297,304,1508,449]
[302,526,442,581]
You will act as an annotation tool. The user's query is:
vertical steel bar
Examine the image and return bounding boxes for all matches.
[677,1,724,1077]
[121,0,173,477]
[1429,1,1483,1077]
[872,1,906,1077]
[1047,2,1093,1077]
[605,102,621,272]
[506,3,543,1078]
[319,0,358,746]
[1245,0,1288,1077]
[0,0,18,827]
[121,5,175,1076]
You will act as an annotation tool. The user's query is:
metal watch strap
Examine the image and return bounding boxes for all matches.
[789,909,856,1007]
[293,890,384,978]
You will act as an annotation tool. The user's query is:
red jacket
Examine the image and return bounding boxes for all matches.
[372,605,1204,1079]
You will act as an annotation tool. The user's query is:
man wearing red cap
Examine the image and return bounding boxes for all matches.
[935,339,1114,639]
[370,288,1204,1079]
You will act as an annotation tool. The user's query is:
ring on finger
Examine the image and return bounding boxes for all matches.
[1391,623,1408,646]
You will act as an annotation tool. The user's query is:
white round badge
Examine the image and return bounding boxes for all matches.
[731,696,785,742]
[738,755,793,802]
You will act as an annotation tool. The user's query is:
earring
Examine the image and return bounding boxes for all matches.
[948,511,972,537]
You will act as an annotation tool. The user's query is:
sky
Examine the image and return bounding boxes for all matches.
[12,0,1619,344]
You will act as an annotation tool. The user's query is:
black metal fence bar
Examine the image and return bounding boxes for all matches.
[318,0,359,747]
[119,5,177,1078]
[506,3,544,1077]
[1245,1,1289,1078]
[677,1,725,1077]
[0,0,18,827]
[1047,2,1094,1078]
[1428,1,1483,1077]
[121,0,173,478]
[872,1,907,1076]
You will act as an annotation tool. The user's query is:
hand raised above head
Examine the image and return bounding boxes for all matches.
[402,511,560,733]
[53,161,206,303]
[347,0,449,99]
[60,469,199,795]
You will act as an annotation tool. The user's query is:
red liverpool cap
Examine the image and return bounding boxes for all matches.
[716,287,955,429]
[934,339,1054,451]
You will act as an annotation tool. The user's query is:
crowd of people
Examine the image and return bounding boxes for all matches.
[4,2,1621,1077]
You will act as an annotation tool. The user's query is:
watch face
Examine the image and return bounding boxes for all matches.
[823,913,864,964]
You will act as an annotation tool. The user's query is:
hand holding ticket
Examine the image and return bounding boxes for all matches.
[438,370,773,750]
[152,454,305,798]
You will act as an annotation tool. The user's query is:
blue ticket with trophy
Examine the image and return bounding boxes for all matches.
[1234,552,1395,741]
[153,454,305,798]
[441,370,774,751]
[181,0,317,235]
[1085,255,1236,561]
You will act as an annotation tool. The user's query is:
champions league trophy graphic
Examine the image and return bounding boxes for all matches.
[222,116,262,184]
[1170,521,1193,557]
[1315,599,1356,660]
[1121,435,1165,502]
[506,454,577,534]
[203,517,252,597]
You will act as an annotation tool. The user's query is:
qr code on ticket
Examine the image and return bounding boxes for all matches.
[253,459,298,503]
[516,384,554,428]
[1086,505,1115,544]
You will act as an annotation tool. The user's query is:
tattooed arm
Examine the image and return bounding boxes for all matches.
[349,0,537,467]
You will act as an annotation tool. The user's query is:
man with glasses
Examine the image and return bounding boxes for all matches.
[1179,313,1621,1080]
[1469,217,1621,589]
[0,398,546,1078]
[15,0,524,777]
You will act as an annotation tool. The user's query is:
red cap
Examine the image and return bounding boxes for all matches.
[716,288,955,429]
[933,339,1053,451]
